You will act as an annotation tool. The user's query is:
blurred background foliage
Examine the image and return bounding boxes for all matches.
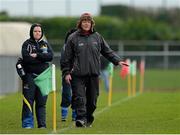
[1,4,180,49]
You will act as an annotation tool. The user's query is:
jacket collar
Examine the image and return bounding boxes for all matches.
[77,28,96,36]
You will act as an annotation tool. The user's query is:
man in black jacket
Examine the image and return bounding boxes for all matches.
[21,23,53,128]
[61,13,128,127]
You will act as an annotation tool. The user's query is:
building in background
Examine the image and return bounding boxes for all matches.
[0,22,31,95]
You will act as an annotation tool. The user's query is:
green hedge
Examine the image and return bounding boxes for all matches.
[120,17,173,40]
[0,15,179,40]
[41,16,124,40]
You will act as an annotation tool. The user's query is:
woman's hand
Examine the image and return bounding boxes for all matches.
[118,61,129,67]
[30,53,37,58]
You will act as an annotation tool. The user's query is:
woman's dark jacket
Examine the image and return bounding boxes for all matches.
[61,29,121,77]
[21,39,53,75]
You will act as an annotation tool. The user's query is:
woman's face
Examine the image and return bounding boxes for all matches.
[33,26,42,40]
[81,20,91,31]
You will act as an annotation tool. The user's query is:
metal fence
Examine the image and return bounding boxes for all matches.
[50,40,180,69]
[0,56,20,95]
[0,40,179,95]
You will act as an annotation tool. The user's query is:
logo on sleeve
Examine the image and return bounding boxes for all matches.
[78,43,84,47]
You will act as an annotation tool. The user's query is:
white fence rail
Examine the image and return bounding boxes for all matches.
[0,40,179,95]
[51,40,180,69]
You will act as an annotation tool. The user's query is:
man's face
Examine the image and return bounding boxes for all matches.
[33,26,42,40]
[81,20,91,31]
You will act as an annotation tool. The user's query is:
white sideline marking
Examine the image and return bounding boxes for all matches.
[95,96,134,116]
[53,93,140,134]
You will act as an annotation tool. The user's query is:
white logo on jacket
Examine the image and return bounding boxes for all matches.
[78,43,84,47]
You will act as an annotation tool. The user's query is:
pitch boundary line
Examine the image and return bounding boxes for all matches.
[95,93,140,116]
[53,93,140,133]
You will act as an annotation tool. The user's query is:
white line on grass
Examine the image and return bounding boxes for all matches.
[53,93,140,134]
[95,94,139,116]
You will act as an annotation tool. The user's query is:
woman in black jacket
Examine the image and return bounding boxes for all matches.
[61,13,128,127]
[21,23,53,128]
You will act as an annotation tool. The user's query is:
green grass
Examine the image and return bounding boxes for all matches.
[58,68,180,92]
[63,92,180,134]
[0,69,180,133]
[0,91,180,134]
[112,69,180,91]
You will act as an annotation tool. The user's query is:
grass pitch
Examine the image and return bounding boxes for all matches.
[0,69,180,134]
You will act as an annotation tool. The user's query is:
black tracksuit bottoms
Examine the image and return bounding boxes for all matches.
[22,73,48,128]
[71,75,99,123]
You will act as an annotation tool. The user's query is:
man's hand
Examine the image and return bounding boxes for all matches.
[65,74,72,84]
[118,61,129,67]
